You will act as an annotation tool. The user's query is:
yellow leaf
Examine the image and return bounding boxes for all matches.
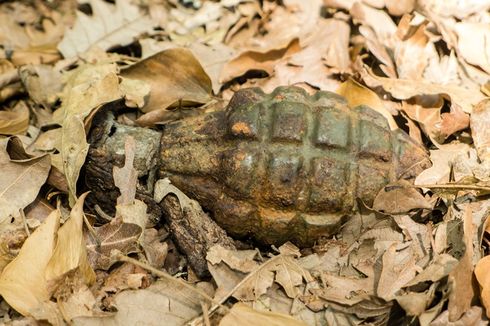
[0,209,60,316]
[45,192,96,288]
[219,303,307,326]
[0,101,29,135]
[336,79,398,130]
[475,255,490,318]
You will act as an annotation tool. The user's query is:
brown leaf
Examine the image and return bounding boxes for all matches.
[45,193,96,292]
[475,255,490,318]
[220,303,307,326]
[447,204,475,321]
[0,137,51,223]
[58,0,154,58]
[337,79,398,130]
[86,219,142,270]
[360,63,485,114]
[373,181,432,214]
[220,38,301,85]
[0,209,60,318]
[73,279,205,325]
[122,48,212,119]
[454,22,490,75]
[470,99,490,163]
[0,101,30,135]
[113,136,137,206]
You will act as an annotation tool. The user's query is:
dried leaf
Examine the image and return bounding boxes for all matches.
[471,99,490,163]
[113,137,137,206]
[220,303,307,326]
[86,219,142,270]
[220,38,301,84]
[45,193,96,290]
[454,22,490,75]
[19,64,62,107]
[361,64,485,114]
[0,137,51,223]
[57,63,123,205]
[0,101,30,135]
[337,79,397,130]
[58,0,154,58]
[373,182,432,214]
[447,204,475,321]
[121,48,212,125]
[0,209,59,317]
[72,279,206,325]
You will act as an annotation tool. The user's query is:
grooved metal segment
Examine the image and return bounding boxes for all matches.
[222,92,368,214]
[159,86,430,246]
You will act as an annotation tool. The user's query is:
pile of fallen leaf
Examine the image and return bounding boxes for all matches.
[2,0,490,324]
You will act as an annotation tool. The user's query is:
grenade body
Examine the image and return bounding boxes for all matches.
[159,87,430,246]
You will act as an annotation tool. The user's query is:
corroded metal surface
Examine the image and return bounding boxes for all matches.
[159,86,431,247]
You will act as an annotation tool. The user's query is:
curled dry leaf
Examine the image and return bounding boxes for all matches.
[220,39,301,85]
[121,48,213,126]
[0,101,29,135]
[0,137,51,223]
[45,192,96,291]
[454,22,490,75]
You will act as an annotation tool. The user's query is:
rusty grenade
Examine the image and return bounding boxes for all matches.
[156,86,430,246]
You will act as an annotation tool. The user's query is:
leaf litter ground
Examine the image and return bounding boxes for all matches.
[1,0,490,325]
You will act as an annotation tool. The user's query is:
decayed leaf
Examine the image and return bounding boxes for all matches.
[377,244,417,300]
[0,101,29,135]
[447,204,476,321]
[113,137,137,206]
[86,219,142,270]
[19,64,62,107]
[72,279,206,325]
[405,254,459,287]
[471,99,490,163]
[414,143,472,186]
[207,243,311,302]
[121,48,213,125]
[58,0,154,58]
[0,209,60,318]
[45,193,96,290]
[220,303,307,326]
[373,181,432,214]
[0,137,51,223]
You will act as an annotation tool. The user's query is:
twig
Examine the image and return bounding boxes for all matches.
[415,184,490,192]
